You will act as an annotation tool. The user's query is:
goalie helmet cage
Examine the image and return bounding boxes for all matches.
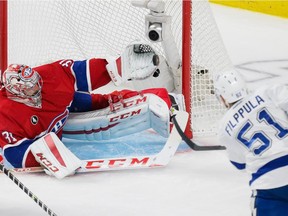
[0,0,232,139]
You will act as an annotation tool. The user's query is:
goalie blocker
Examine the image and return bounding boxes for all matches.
[30,132,82,179]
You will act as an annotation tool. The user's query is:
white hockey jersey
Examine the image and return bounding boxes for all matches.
[218,84,288,190]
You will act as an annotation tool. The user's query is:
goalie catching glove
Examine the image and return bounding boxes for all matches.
[106,42,160,86]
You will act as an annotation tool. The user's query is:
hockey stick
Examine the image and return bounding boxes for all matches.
[2,111,189,174]
[0,163,57,216]
[171,116,226,151]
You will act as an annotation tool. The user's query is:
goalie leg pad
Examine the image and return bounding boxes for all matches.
[63,100,150,141]
[63,91,171,140]
[149,93,170,137]
[30,132,82,179]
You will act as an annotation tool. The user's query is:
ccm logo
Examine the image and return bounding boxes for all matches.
[35,153,59,173]
[113,96,147,111]
[85,157,150,169]
[110,109,141,122]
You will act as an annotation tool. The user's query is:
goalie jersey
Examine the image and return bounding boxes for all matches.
[218,84,288,190]
[0,58,113,168]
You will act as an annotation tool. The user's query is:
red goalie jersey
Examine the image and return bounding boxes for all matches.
[0,59,170,168]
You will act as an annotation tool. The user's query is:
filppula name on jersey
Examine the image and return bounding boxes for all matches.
[225,95,265,136]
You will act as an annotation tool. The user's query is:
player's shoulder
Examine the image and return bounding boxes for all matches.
[34,60,59,71]
[34,59,75,83]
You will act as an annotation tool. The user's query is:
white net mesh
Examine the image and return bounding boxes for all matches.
[6,0,231,137]
[190,0,232,137]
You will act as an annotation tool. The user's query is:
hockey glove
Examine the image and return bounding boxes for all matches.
[106,42,160,86]
[30,132,82,179]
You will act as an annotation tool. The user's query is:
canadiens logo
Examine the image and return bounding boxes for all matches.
[48,110,69,134]
[31,115,39,125]
[19,65,34,79]
[23,67,33,77]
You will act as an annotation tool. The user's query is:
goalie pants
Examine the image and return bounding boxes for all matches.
[251,184,288,216]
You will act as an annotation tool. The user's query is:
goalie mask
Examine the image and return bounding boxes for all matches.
[2,64,43,108]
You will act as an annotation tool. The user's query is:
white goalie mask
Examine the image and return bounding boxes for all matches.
[2,64,43,108]
[214,70,247,104]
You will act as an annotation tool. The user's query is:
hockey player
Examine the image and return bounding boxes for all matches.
[0,43,178,179]
[214,70,288,216]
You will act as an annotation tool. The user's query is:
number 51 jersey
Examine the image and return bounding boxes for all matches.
[218,84,288,190]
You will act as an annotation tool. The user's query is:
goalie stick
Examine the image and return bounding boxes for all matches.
[171,116,226,151]
[2,110,188,174]
[0,163,57,216]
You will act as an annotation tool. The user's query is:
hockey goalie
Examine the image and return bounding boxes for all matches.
[0,41,188,179]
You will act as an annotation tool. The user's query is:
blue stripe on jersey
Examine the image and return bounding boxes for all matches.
[72,60,89,91]
[69,91,92,112]
[3,139,34,168]
[250,154,288,185]
[231,160,246,170]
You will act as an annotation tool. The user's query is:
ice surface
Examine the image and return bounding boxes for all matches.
[1,3,288,216]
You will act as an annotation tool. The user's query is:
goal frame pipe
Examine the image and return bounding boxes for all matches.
[0,0,8,74]
[182,0,193,139]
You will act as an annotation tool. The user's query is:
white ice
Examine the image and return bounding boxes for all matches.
[1,3,288,216]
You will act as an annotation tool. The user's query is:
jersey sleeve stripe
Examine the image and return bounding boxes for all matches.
[72,60,90,92]
[86,59,92,91]
[250,154,288,185]
[231,160,246,170]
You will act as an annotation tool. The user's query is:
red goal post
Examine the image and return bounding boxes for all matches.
[0,0,232,139]
[0,0,7,74]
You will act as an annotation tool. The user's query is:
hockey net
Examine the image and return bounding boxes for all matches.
[0,0,232,139]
